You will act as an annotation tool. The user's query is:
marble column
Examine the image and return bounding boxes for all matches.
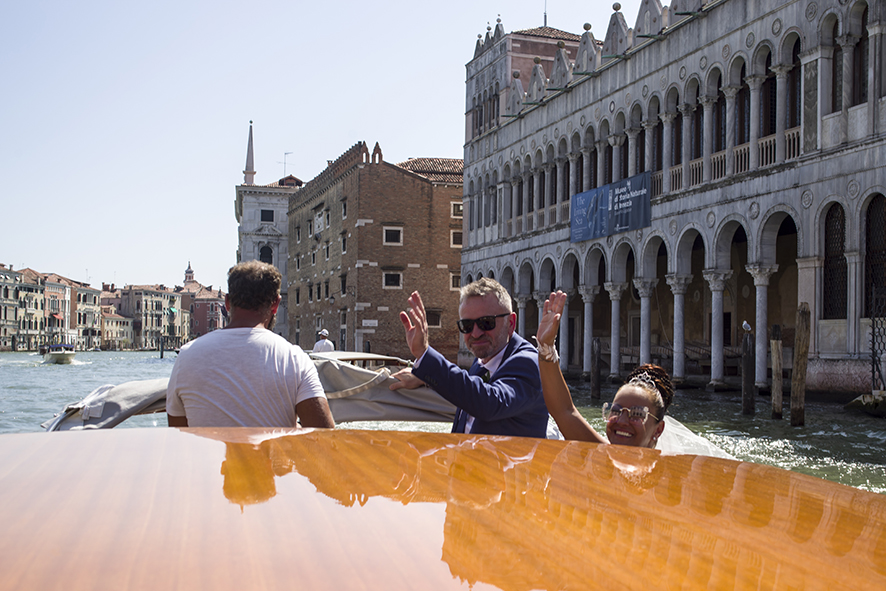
[605,282,628,380]
[511,176,521,236]
[679,103,694,187]
[581,148,592,191]
[625,128,640,177]
[642,119,656,173]
[771,64,792,163]
[846,251,862,355]
[609,134,626,182]
[579,286,600,375]
[596,140,608,186]
[746,75,766,169]
[747,264,778,389]
[838,34,860,143]
[634,278,659,365]
[666,274,693,381]
[515,296,528,339]
[532,292,547,341]
[722,86,739,176]
[542,164,554,227]
[558,290,574,372]
[700,95,716,182]
[568,153,578,198]
[703,269,733,389]
[660,112,676,193]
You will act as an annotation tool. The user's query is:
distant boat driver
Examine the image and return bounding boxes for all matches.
[166,261,334,429]
[313,328,335,353]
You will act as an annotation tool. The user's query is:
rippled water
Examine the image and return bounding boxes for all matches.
[2,351,884,494]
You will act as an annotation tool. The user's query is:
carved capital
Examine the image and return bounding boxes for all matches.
[769,64,793,78]
[836,34,860,50]
[702,269,733,291]
[678,102,696,116]
[633,278,659,299]
[665,273,694,295]
[608,133,626,148]
[699,95,717,109]
[604,281,629,301]
[746,264,779,286]
[641,118,657,130]
[721,85,740,100]
[625,127,641,141]
[579,285,601,302]
[659,111,678,125]
[745,75,766,90]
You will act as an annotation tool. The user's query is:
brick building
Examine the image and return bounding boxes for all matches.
[288,142,463,361]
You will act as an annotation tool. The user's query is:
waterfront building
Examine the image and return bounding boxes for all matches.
[234,121,299,339]
[101,305,134,350]
[287,142,463,360]
[462,1,885,393]
[176,262,226,339]
[41,273,76,346]
[118,284,185,350]
[73,283,102,350]
[17,270,46,350]
[0,264,21,351]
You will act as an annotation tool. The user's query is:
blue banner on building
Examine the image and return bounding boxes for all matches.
[570,171,651,243]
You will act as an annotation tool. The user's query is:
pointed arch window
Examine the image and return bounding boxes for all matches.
[823,204,847,319]
[866,195,886,317]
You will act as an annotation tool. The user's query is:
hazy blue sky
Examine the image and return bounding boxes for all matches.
[1,1,639,291]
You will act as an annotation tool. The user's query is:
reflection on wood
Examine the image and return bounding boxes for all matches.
[1,428,884,590]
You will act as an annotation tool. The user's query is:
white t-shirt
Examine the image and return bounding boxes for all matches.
[167,327,326,427]
[313,338,334,352]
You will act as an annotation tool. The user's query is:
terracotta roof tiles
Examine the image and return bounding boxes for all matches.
[396,158,464,184]
[512,26,580,42]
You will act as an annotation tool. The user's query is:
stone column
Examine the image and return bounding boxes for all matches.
[515,296,528,338]
[579,286,600,375]
[522,171,532,216]
[596,140,607,186]
[868,23,885,133]
[581,148,592,191]
[700,95,716,182]
[625,128,640,177]
[747,264,778,389]
[838,34,860,143]
[605,282,628,380]
[642,119,656,174]
[511,176,521,235]
[679,103,694,187]
[845,252,862,355]
[722,86,739,176]
[533,292,547,342]
[660,112,676,193]
[796,256,821,354]
[771,64,792,163]
[703,269,733,389]
[746,75,766,170]
[542,164,554,226]
[568,153,579,198]
[558,290,574,372]
[609,133,626,182]
[665,274,693,382]
[634,278,659,365]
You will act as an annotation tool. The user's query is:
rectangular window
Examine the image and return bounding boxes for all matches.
[308,287,313,302]
[316,284,321,301]
[383,226,403,246]
[383,272,403,289]
[426,310,442,328]
[296,227,301,243]
[451,230,463,248]
[450,274,461,290]
[325,243,330,260]
[341,234,347,254]
[295,288,300,305]
[451,202,463,218]
[340,275,347,294]
[296,255,300,271]
[324,282,329,299]
[325,210,330,227]
[341,201,348,219]
[308,221,313,235]
[311,251,316,266]
[261,209,274,222]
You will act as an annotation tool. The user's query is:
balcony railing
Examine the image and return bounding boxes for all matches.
[711,150,726,180]
[651,171,663,197]
[759,134,776,167]
[785,127,801,160]
[669,164,683,191]
[689,158,703,187]
[734,143,750,174]
[560,201,570,223]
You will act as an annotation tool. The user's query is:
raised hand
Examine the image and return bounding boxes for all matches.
[399,291,430,359]
[536,291,566,347]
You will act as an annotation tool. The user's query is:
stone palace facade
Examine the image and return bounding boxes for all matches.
[461,0,885,393]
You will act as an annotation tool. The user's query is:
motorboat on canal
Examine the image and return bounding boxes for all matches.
[22,353,886,589]
[40,343,76,364]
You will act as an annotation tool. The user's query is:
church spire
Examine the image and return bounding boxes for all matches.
[243,120,255,185]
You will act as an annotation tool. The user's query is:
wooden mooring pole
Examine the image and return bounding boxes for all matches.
[590,337,601,400]
[771,324,783,420]
[742,329,755,415]
[791,303,810,426]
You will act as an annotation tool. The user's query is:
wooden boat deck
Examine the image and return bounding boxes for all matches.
[1,428,884,589]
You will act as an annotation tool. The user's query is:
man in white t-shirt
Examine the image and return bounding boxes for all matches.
[167,261,334,429]
[313,328,335,352]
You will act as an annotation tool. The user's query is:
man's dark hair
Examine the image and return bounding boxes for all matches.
[227,261,281,311]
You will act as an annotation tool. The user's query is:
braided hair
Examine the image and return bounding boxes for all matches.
[625,364,674,420]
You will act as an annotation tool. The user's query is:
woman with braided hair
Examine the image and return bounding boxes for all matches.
[535,290,672,448]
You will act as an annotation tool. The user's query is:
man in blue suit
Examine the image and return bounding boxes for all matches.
[391,278,548,438]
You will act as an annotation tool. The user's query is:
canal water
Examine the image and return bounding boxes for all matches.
[2,351,884,494]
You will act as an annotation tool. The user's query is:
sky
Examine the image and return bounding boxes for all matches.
[0,1,640,292]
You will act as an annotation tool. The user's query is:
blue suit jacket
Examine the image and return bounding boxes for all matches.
[413,333,548,438]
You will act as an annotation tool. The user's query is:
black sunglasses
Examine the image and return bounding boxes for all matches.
[456,313,509,334]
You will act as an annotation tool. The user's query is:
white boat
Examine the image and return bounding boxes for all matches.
[41,343,76,364]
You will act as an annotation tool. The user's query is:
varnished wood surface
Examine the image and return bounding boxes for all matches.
[1,428,884,590]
